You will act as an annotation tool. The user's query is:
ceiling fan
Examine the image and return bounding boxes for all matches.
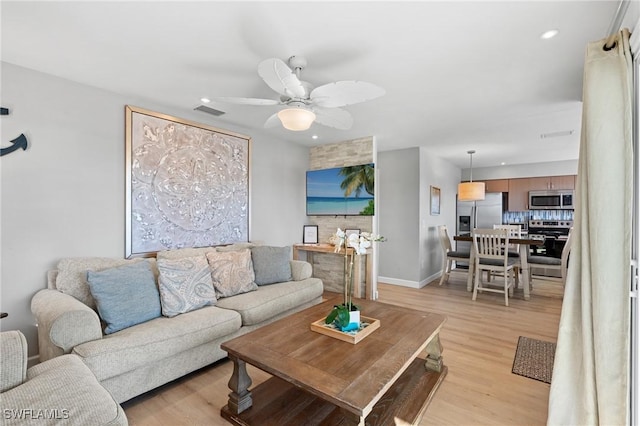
[213,56,385,131]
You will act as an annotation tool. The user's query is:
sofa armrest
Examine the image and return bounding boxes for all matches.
[31,289,102,362]
[290,260,312,281]
[0,330,27,392]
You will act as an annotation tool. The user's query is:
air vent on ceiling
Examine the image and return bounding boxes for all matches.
[540,130,574,139]
[194,105,225,116]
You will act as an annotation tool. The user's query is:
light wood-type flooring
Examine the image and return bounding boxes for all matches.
[122,274,564,425]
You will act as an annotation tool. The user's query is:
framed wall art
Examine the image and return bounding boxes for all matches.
[125,105,251,258]
[430,186,441,215]
[303,225,319,244]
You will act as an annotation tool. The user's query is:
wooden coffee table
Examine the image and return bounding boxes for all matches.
[220,296,447,425]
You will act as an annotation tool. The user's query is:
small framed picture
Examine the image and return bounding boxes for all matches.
[345,229,360,238]
[430,186,441,215]
[303,225,319,244]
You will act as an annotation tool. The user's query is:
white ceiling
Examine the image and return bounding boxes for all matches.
[2,1,638,169]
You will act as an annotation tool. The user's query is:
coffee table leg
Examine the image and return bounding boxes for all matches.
[340,409,365,426]
[424,334,443,373]
[227,355,253,415]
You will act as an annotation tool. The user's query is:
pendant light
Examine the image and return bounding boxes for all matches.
[458,150,486,201]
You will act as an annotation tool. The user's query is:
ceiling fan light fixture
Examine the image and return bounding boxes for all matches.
[277,107,316,131]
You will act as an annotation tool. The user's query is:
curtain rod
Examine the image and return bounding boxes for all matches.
[604,0,631,50]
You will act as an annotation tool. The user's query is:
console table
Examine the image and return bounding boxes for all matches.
[293,243,373,299]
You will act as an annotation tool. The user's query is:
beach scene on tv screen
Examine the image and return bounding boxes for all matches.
[306,163,375,216]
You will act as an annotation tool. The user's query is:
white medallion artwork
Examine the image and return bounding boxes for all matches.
[126,106,250,257]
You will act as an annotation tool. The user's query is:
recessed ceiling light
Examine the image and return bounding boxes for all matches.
[200,97,211,103]
[501,162,506,166]
[312,135,318,140]
[540,29,559,40]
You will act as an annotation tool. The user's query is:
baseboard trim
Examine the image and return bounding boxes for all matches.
[379,272,441,289]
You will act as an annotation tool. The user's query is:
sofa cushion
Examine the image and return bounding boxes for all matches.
[216,242,258,252]
[3,355,127,425]
[215,278,324,326]
[0,330,27,392]
[156,247,215,260]
[56,257,158,310]
[157,255,217,317]
[206,249,257,298]
[87,261,161,334]
[155,243,257,260]
[72,306,241,381]
[250,246,292,285]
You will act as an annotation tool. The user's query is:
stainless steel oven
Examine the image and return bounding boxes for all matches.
[529,190,574,210]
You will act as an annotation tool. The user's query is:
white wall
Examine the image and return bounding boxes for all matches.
[419,148,461,284]
[378,148,420,283]
[378,147,461,287]
[0,62,308,356]
[462,159,578,181]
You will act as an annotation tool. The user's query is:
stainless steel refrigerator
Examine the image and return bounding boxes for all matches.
[456,192,505,257]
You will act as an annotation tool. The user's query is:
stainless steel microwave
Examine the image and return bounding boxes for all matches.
[529,190,574,210]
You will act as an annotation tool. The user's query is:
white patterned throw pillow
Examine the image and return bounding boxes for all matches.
[206,249,258,298]
[157,255,217,317]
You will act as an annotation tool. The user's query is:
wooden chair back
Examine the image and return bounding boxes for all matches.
[493,224,521,252]
[438,225,453,253]
[473,228,510,262]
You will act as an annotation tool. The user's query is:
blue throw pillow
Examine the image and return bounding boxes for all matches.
[87,260,161,334]
[250,246,292,285]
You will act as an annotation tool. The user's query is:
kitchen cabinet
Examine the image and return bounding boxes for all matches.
[507,178,531,211]
[507,175,576,211]
[479,179,509,193]
[529,175,575,191]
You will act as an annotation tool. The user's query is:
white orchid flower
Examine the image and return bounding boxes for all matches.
[347,233,359,249]
[334,228,346,253]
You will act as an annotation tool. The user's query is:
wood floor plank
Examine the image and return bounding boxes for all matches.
[123,275,562,425]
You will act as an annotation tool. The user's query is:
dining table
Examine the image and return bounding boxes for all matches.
[453,234,544,300]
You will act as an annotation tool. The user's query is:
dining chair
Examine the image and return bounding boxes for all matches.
[493,224,522,257]
[472,228,521,306]
[437,225,470,285]
[491,224,522,285]
[527,227,573,287]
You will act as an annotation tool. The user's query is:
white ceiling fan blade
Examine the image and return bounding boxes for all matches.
[212,97,280,106]
[258,58,306,99]
[264,112,281,128]
[312,107,353,130]
[310,81,385,108]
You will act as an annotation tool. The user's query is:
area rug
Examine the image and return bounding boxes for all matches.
[511,336,556,384]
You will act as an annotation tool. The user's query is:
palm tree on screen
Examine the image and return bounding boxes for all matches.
[338,164,374,197]
[339,164,375,215]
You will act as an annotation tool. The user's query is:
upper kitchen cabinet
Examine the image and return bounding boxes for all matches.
[507,178,531,211]
[478,179,509,193]
[528,175,575,191]
[507,175,576,211]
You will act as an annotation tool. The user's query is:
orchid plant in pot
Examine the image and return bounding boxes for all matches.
[325,228,385,331]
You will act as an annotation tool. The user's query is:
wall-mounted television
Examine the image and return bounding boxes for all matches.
[306,163,375,216]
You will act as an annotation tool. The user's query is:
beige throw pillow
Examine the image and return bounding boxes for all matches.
[157,255,217,317]
[206,249,257,298]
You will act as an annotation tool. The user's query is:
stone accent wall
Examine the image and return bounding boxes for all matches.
[306,136,374,297]
[309,137,374,170]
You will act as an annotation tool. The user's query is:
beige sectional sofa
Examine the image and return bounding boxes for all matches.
[1,330,127,425]
[30,244,323,403]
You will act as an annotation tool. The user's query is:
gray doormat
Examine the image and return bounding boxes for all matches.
[511,336,556,384]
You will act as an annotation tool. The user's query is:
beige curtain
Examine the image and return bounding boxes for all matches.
[547,29,633,425]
